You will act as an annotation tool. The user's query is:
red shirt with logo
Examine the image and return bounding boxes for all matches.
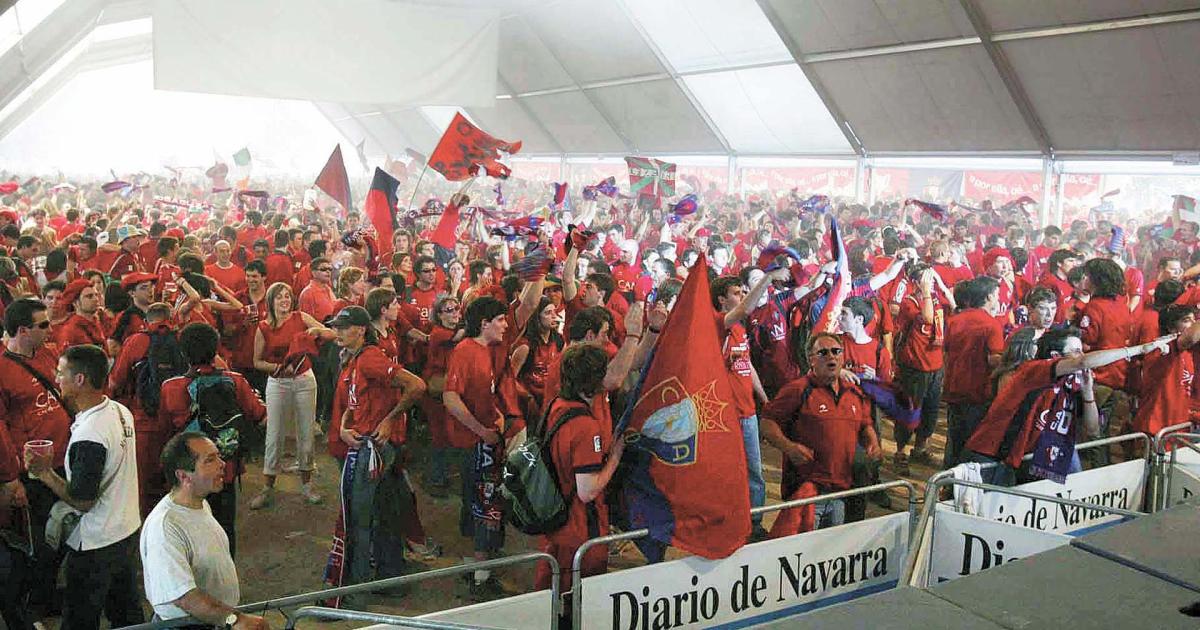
[328,345,403,460]
[761,376,872,493]
[0,346,70,479]
[896,295,945,372]
[718,317,757,418]
[1075,295,1132,389]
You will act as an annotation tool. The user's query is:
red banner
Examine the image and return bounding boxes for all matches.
[1061,173,1102,200]
[676,165,729,195]
[962,170,1043,200]
[871,168,910,200]
[738,167,854,196]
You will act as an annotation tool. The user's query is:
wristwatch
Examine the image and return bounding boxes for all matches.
[224,612,238,628]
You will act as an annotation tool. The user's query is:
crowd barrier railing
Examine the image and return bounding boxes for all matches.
[285,606,497,629]
[118,552,559,630]
[1163,432,1200,508]
[1152,422,1194,511]
[900,475,1145,586]
[568,479,917,630]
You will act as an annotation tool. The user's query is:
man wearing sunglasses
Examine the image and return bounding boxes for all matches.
[410,255,441,328]
[0,298,73,622]
[760,332,882,532]
[298,256,337,324]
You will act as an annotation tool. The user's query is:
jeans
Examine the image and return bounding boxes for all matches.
[264,370,318,476]
[62,534,144,629]
[945,402,990,469]
[814,499,846,529]
[741,415,765,526]
[894,365,944,451]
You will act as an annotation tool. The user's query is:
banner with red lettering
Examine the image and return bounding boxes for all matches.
[962,170,1043,201]
[739,167,854,197]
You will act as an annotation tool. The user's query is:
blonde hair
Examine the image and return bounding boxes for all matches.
[336,266,365,300]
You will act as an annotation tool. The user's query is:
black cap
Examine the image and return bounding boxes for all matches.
[328,306,370,328]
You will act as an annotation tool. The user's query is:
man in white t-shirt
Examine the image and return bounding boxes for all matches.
[24,344,144,628]
[140,432,268,629]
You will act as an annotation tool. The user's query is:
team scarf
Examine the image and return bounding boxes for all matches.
[471,440,505,530]
[323,445,367,606]
[1028,373,1081,483]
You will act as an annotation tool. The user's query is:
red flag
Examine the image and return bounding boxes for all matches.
[364,167,400,261]
[620,254,749,560]
[428,113,521,181]
[315,145,352,211]
[430,200,462,251]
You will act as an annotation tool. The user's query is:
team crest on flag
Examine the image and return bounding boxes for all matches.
[632,377,731,466]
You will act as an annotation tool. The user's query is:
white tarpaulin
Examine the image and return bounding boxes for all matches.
[579,513,910,630]
[927,506,1071,586]
[152,0,499,106]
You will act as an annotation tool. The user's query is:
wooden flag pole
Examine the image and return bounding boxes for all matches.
[405,161,432,212]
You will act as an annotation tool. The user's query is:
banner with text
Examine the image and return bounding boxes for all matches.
[962,459,1145,535]
[962,170,1043,201]
[580,512,909,630]
[927,506,1070,586]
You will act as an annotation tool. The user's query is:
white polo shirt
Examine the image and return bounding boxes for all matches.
[65,397,141,551]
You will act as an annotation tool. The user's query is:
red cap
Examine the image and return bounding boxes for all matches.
[59,279,90,308]
[165,228,185,240]
[0,209,17,224]
[120,271,158,289]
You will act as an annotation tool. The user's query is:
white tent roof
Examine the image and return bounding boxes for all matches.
[1,0,1199,171]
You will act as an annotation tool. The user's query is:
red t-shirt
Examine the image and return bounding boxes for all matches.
[328,345,403,460]
[236,226,269,251]
[718,316,757,418]
[298,282,337,324]
[747,290,799,395]
[515,337,562,407]
[445,338,502,438]
[257,311,312,375]
[896,295,945,372]
[0,347,71,480]
[156,260,181,304]
[206,263,247,297]
[139,238,160,272]
[109,250,145,279]
[1075,296,1132,389]
[159,365,266,482]
[840,335,893,382]
[1133,340,1194,436]
[409,286,440,330]
[222,293,267,370]
[264,251,294,289]
[966,358,1063,467]
[544,398,610,546]
[933,264,972,289]
[943,308,1005,404]
[1037,272,1075,325]
[761,376,872,493]
[52,313,107,351]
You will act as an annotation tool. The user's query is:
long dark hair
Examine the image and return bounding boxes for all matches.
[519,297,563,379]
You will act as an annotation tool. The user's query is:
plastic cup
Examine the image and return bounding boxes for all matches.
[24,439,53,478]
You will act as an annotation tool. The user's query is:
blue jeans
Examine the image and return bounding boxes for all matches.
[742,415,765,526]
[814,499,846,529]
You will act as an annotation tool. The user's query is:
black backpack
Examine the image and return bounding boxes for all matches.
[501,401,591,535]
[184,371,249,461]
[133,330,187,415]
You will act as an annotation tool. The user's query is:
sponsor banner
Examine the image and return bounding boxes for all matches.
[1061,173,1102,201]
[418,590,551,629]
[580,512,909,630]
[962,170,1043,200]
[966,459,1146,535]
[1166,464,1200,507]
[738,167,854,197]
[928,506,1070,585]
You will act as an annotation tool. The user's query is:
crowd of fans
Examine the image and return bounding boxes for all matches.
[0,169,1193,628]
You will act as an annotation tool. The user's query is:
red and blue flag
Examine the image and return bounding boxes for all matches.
[617,254,750,562]
[905,198,949,222]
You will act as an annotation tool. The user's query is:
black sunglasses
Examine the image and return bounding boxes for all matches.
[810,347,843,358]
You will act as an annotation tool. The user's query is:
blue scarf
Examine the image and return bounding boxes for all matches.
[1028,374,1080,484]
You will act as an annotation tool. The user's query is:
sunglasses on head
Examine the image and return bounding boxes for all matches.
[810,347,843,358]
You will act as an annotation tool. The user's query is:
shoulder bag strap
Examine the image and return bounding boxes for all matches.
[3,350,69,414]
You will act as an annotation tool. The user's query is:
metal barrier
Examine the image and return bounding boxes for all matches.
[118,552,560,630]
[568,479,917,630]
[1162,432,1200,508]
[900,476,1145,586]
[922,433,1153,511]
[1151,422,1194,511]
[286,606,498,629]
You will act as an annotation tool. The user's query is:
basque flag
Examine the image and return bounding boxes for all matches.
[618,253,750,562]
[364,167,400,259]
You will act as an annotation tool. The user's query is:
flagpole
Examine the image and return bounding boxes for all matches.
[405,162,432,212]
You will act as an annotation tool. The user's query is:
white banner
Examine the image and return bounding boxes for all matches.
[1166,464,1200,507]
[968,459,1145,535]
[580,513,910,630]
[927,506,1070,586]
[1172,443,1200,476]
[412,590,551,630]
[153,0,499,106]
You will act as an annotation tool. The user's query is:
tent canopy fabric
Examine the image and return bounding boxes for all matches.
[1,0,1199,166]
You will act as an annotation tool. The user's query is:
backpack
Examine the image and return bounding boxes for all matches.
[501,400,591,535]
[133,330,187,415]
[184,371,249,461]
